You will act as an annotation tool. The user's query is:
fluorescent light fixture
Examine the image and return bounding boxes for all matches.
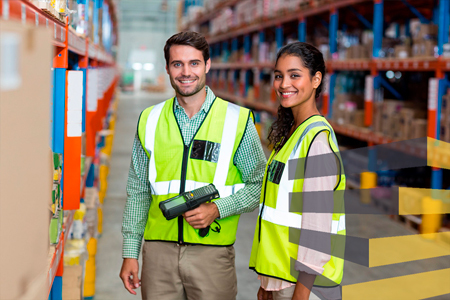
[132,63,142,71]
[386,70,394,79]
[144,63,154,71]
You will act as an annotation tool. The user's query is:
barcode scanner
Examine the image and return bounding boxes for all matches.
[159,184,220,237]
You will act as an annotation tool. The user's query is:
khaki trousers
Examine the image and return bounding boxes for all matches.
[141,241,237,300]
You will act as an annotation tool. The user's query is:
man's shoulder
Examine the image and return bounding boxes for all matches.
[215,96,250,112]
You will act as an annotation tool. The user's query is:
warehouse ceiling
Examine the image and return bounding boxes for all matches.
[117,0,178,32]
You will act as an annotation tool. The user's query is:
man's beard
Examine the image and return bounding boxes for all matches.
[170,75,205,97]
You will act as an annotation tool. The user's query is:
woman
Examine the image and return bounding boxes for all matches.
[249,42,346,300]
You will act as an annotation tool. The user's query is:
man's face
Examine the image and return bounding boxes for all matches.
[166,45,211,97]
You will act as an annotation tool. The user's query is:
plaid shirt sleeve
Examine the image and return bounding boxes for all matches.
[214,117,267,218]
[122,132,151,259]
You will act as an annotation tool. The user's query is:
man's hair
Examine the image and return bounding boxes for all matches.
[164,32,210,66]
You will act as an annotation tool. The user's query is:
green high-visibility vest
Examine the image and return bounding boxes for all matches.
[249,115,346,286]
[137,97,251,245]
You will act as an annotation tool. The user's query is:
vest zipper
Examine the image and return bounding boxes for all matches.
[258,174,269,242]
[178,144,190,244]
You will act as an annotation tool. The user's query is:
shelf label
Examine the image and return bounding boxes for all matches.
[21,4,26,24]
[87,69,98,112]
[365,75,374,102]
[67,71,83,137]
[428,78,438,110]
[0,33,21,91]
[2,0,9,20]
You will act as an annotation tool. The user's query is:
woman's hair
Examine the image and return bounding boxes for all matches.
[268,42,326,150]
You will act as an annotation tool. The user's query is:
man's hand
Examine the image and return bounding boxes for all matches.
[257,286,273,300]
[119,258,140,295]
[183,202,220,229]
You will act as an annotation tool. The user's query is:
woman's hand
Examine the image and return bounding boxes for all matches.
[257,286,273,300]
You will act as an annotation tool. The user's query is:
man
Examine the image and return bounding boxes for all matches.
[119,31,267,300]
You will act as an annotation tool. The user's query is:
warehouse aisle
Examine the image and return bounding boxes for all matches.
[95,91,162,300]
[95,90,260,300]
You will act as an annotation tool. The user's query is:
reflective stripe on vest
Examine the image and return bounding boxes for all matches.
[259,203,346,233]
[149,179,245,197]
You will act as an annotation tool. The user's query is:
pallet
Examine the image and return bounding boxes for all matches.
[391,214,421,232]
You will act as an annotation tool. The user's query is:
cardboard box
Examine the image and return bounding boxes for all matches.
[399,108,427,140]
[440,117,450,142]
[350,110,365,127]
[62,265,83,300]
[395,44,411,59]
[373,102,383,133]
[381,100,405,136]
[423,40,437,57]
[442,94,450,122]
[0,20,53,300]
[411,119,428,139]
[419,24,438,38]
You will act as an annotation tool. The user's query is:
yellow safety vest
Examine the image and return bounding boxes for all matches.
[138,97,251,245]
[249,115,346,286]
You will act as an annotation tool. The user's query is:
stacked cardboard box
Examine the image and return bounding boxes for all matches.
[381,100,405,137]
[259,81,273,105]
[0,20,53,300]
[372,102,383,133]
[410,119,428,139]
[332,94,364,126]
[346,44,371,59]
[372,99,428,139]
[399,108,427,139]
[411,23,438,58]
[394,44,411,59]
[62,266,83,300]
[440,92,450,142]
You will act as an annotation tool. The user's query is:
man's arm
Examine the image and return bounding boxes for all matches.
[122,132,152,259]
[120,132,151,294]
[214,116,267,218]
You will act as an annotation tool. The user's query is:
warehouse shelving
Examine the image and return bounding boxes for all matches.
[183,0,450,242]
[0,1,118,299]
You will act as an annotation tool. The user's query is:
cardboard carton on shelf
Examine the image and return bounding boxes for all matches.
[353,110,365,127]
[381,100,405,137]
[332,98,346,125]
[372,101,383,134]
[395,44,411,59]
[0,20,53,300]
[345,109,365,127]
[247,87,255,103]
[442,94,450,121]
[399,108,427,140]
[62,265,83,300]
[411,119,428,139]
[440,118,450,143]
[418,24,438,39]
[413,39,437,58]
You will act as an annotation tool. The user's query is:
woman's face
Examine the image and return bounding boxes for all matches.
[273,54,321,109]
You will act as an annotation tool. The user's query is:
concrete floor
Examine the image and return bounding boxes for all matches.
[96,91,450,300]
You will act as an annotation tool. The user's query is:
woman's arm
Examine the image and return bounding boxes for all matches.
[293,131,338,300]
